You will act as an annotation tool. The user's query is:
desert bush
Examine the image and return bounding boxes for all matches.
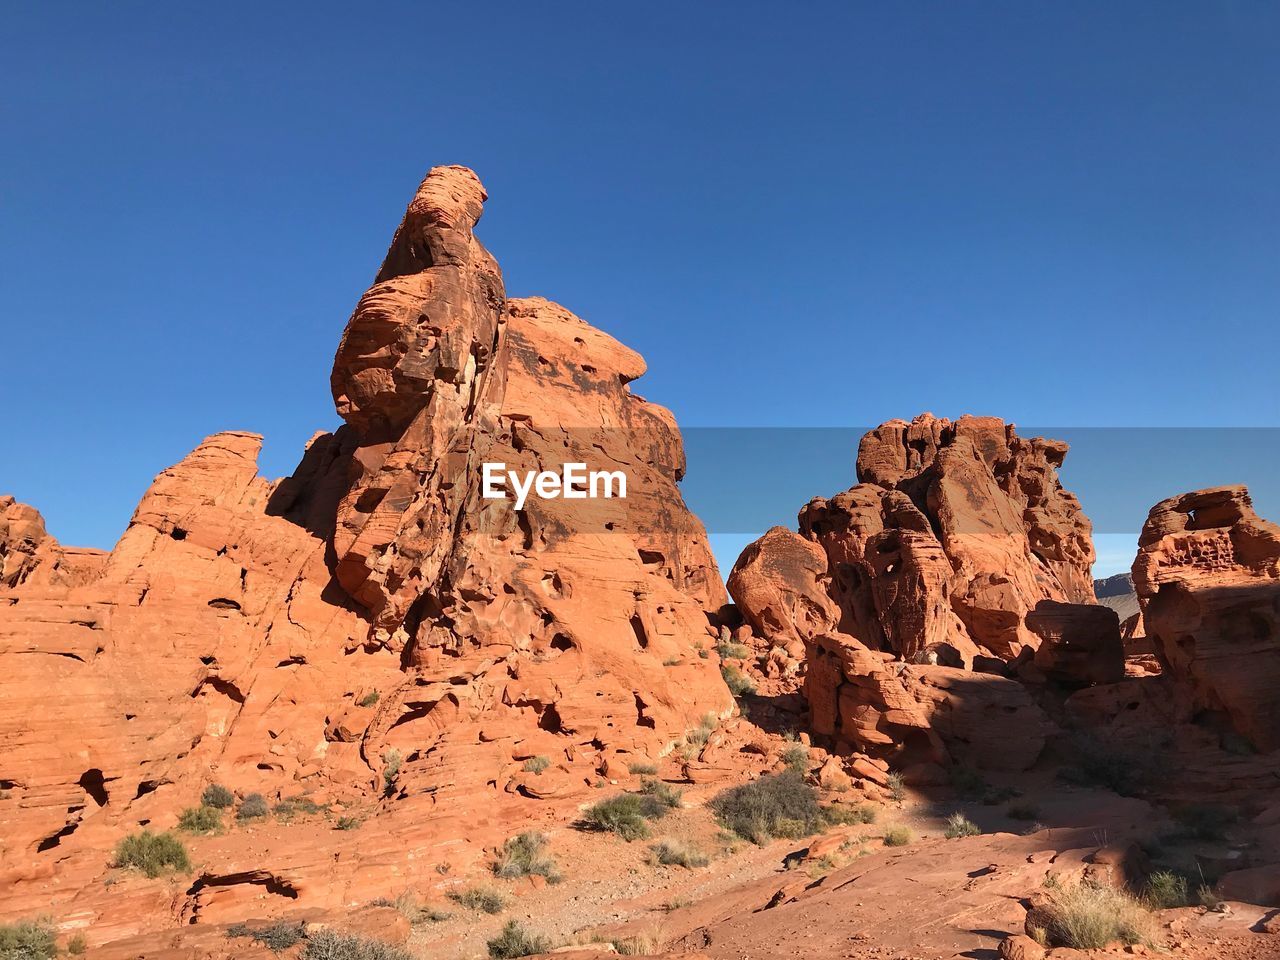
[720,664,755,697]
[1144,870,1191,908]
[113,830,190,877]
[948,764,988,799]
[715,641,750,660]
[650,839,709,868]
[177,805,223,834]
[709,770,824,844]
[1171,803,1236,842]
[382,749,402,794]
[886,771,907,803]
[227,921,306,951]
[584,794,656,840]
[301,928,412,960]
[627,761,658,775]
[613,933,660,955]
[943,812,981,839]
[1040,880,1153,949]
[0,919,57,959]
[237,793,269,821]
[1197,884,1224,911]
[358,691,380,708]
[821,803,877,825]
[684,715,718,747]
[494,832,560,881]
[487,920,551,959]
[336,816,362,831]
[66,932,87,955]
[638,777,682,810]
[447,885,507,914]
[882,825,913,846]
[1057,735,1154,796]
[781,743,809,772]
[201,783,234,809]
[522,755,550,775]
[1007,802,1040,820]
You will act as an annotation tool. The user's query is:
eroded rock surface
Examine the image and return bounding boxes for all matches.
[1133,485,1280,751]
[0,165,729,944]
[729,414,1107,766]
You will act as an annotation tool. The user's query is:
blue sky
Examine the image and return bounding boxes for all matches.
[3,2,1278,578]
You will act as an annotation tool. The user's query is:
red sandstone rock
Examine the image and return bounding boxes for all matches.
[1132,485,1280,751]
[0,165,730,946]
[805,632,1051,770]
[733,414,1097,671]
[1026,600,1124,687]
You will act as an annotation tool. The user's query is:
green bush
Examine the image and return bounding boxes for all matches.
[301,928,412,960]
[721,664,755,697]
[201,783,234,809]
[336,816,362,831]
[638,777,682,810]
[494,832,559,881]
[237,793,269,821]
[882,825,913,846]
[1007,802,1040,820]
[447,886,507,914]
[1057,735,1154,796]
[822,803,877,825]
[1171,804,1236,842]
[358,691,380,708]
[522,755,550,775]
[382,749,402,794]
[781,743,809,772]
[650,839,710,868]
[113,830,190,877]
[487,920,552,959]
[886,771,907,803]
[948,764,988,799]
[1041,880,1153,949]
[1144,870,1191,908]
[227,921,306,951]
[709,770,824,844]
[0,919,57,959]
[177,805,222,834]
[715,641,751,660]
[943,812,981,839]
[584,794,655,841]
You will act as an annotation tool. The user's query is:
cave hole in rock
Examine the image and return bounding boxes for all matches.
[78,768,109,806]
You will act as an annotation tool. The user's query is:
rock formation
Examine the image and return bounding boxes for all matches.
[729,414,1112,767]
[1132,485,1280,751]
[0,166,730,941]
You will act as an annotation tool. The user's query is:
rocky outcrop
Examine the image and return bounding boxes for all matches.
[728,415,1104,765]
[1133,485,1280,751]
[806,632,1052,770]
[0,165,730,942]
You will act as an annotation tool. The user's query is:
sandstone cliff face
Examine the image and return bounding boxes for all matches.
[729,413,1106,766]
[1132,485,1280,751]
[0,166,729,939]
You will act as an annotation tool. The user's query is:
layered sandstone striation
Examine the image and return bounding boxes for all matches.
[1132,485,1280,751]
[0,166,729,942]
[730,414,1111,767]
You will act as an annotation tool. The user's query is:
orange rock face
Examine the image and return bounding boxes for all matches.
[728,414,1103,767]
[0,166,729,943]
[1132,485,1280,751]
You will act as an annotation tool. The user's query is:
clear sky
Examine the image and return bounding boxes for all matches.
[3,2,1278,578]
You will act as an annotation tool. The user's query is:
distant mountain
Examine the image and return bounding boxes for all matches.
[1095,572,1139,622]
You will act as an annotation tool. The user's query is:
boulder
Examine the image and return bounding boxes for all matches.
[1026,600,1124,687]
[1133,485,1280,751]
